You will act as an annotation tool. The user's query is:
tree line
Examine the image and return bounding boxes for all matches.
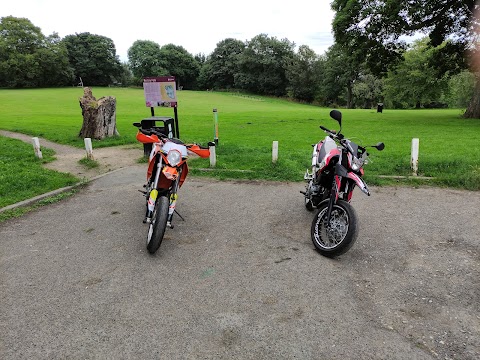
[0,1,478,117]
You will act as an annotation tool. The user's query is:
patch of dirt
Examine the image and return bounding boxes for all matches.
[0,130,143,180]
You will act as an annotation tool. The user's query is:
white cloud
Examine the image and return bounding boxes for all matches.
[1,0,335,62]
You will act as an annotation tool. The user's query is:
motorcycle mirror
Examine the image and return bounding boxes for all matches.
[329,110,342,126]
[375,142,385,151]
[133,122,142,128]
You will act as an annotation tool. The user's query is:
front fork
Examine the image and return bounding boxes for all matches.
[326,174,341,224]
[167,173,181,228]
[145,157,163,223]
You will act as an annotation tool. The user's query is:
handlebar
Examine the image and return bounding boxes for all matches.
[137,126,213,150]
[320,125,344,140]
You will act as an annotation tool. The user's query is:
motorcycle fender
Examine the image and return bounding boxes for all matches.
[346,171,370,196]
[162,166,178,180]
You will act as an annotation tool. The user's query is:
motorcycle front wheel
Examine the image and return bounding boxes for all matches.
[146,195,169,254]
[311,199,358,257]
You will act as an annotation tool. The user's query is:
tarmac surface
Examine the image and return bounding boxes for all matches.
[1,164,479,359]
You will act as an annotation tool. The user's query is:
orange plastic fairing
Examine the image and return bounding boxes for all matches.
[187,144,210,158]
[136,131,160,144]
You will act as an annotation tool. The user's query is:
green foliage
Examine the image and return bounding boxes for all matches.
[353,73,384,108]
[78,157,99,169]
[384,38,448,108]
[159,44,201,90]
[286,45,320,103]
[127,40,166,83]
[236,34,296,96]
[0,16,74,88]
[445,70,475,108]
[331,0,475,75]
[62,32,122,86]
[199,38,245,90]
[0,136,79,208]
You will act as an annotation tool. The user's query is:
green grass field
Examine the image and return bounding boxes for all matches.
[1,88,479,211]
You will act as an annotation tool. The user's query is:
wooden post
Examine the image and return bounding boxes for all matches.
[272,141,279,163]
[411,138,419,176]
[32,137,42,159]
[213,108,219,146]
[209,144,216,167]
[84,138,94,160]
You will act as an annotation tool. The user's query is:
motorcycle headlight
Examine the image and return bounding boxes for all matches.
[166,149,182,166]
[351,157,363,171]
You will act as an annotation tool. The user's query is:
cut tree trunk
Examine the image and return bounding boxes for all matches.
[79,87,119,139]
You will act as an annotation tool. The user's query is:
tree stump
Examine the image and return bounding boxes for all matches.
[78,87,119,139]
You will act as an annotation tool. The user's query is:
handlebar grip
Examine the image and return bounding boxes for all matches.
[320,125,329,132]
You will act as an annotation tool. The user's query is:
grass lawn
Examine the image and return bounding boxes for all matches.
[0,88,479,211]
[0,136,79,208]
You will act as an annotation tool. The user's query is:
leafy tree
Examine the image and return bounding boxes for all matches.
[384,38,448,108]
[201,38,245,90]
[319,43,361,108]
[286,45,320,103]
[159,44,200,89]
[353,72,383,109]
[62,32,122,86]
[445,70,476,108]
[0,16,73,87]
[235,34,295,96]
[331,0,478,116]
[117,62,134,86]
[127,40,166,84]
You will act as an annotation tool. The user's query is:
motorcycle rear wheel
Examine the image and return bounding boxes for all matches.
[146,195,169,254]
[311,199,358,257]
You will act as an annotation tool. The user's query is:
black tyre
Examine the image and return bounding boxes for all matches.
[146,195,169,254]
[311,199,358,257]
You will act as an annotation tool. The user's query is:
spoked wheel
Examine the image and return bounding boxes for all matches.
[311,199,358,257]
[146,195,169,254]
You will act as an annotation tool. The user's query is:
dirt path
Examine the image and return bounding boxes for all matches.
[0,130,143,180]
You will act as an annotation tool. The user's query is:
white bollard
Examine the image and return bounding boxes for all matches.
[272,141,279,163]
[84,138,94,160]
[32,137,42,159]
[411,138,419,176]
[209,145,216,167]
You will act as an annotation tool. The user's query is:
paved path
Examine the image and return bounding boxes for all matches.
[1,165,479,359]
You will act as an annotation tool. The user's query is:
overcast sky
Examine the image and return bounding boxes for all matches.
[2,0,336,62]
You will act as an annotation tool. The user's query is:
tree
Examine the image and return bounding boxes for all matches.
[445,70,475,108]
[159,44,200,89]
[202,38,245,90]
[0,16,73,88]
[319,43,361,108]
[62,32,122,87]
[331,0,478,117]
[127,40,166,84]
[286,45,320,103]
[384,38,448,108]
[353,72,383,109]
[235,34,295,96]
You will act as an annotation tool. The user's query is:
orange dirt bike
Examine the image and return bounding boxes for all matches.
[133,122,213,254]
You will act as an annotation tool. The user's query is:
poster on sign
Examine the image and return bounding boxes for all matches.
[143,76,177,107]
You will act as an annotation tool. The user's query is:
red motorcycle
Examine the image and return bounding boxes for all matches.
[302,110,384,257]
[133,122,213,254]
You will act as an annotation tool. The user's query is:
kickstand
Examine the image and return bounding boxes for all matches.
[174,209,185,221]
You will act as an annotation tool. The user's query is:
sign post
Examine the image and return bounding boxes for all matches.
[143,76,179,138]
